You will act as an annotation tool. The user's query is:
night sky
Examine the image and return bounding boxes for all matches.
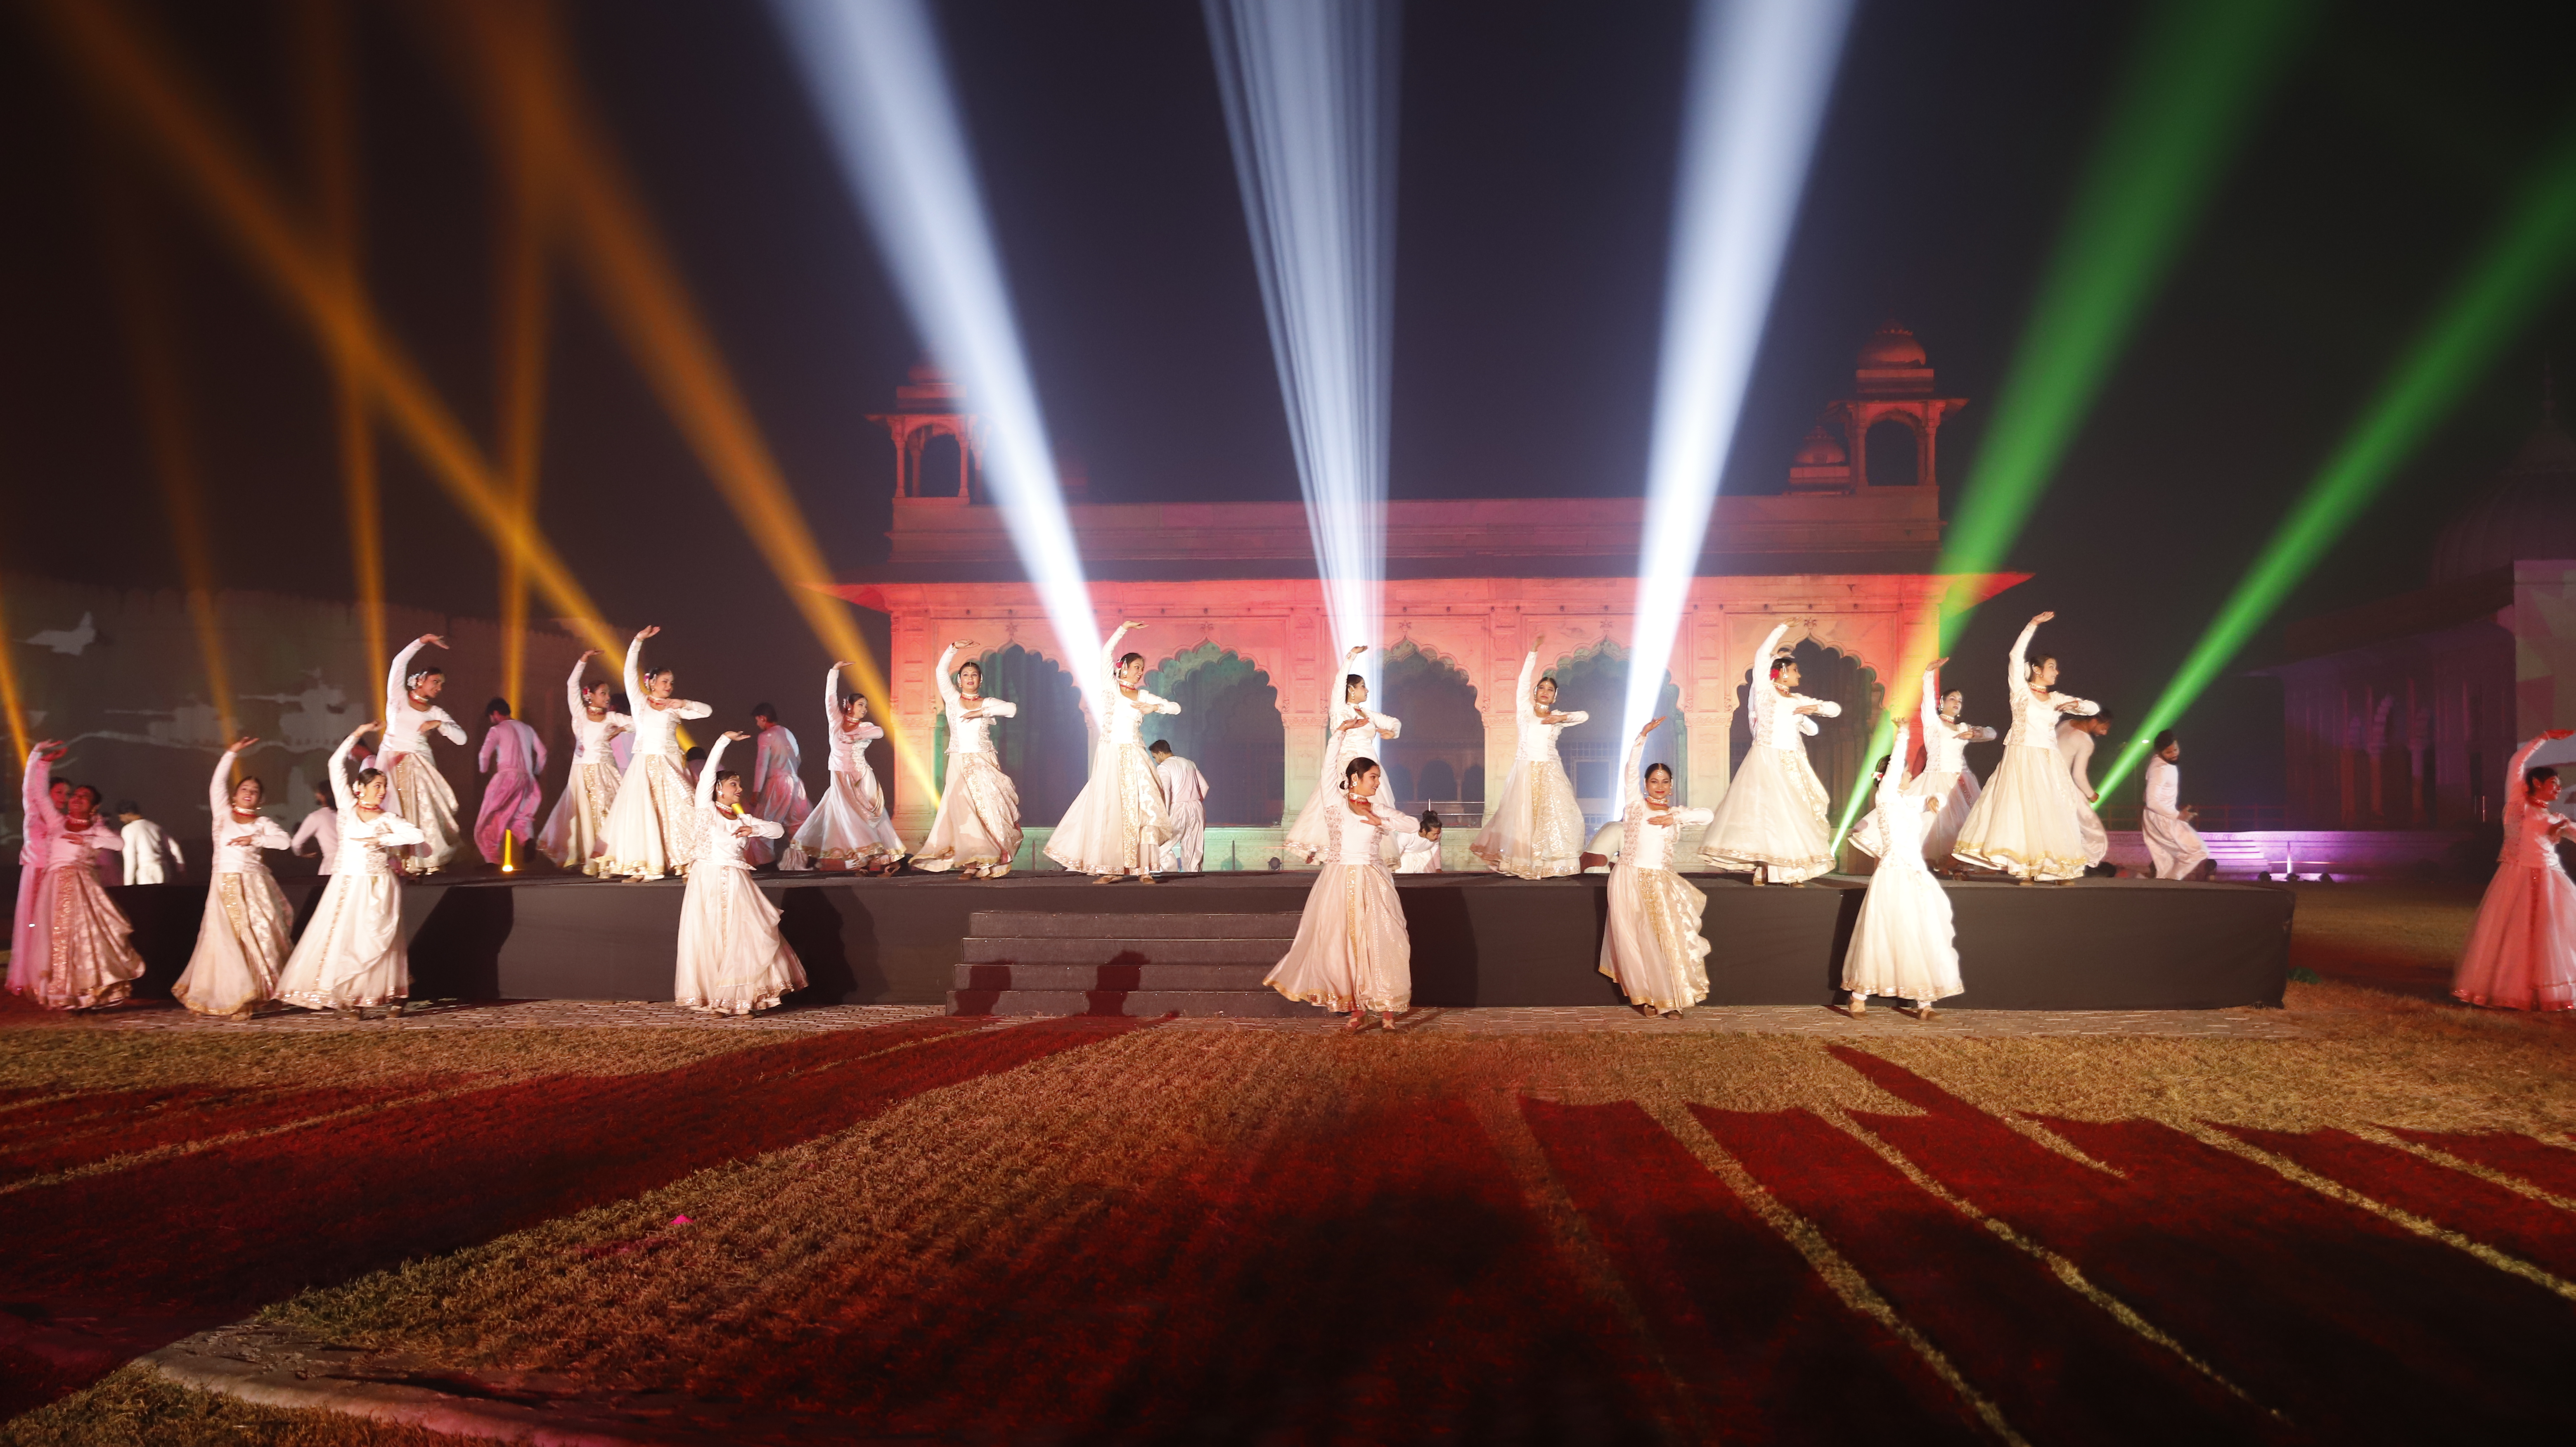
[4,0,2575,808]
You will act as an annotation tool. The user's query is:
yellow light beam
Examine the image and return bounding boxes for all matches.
[0,581,30,771]
[36,0,627,668]
[445,0,932,799]
[493,112,554,713]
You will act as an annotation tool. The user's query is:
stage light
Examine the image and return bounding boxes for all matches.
[2098,132,2576,800]
[767,0,1108,719]
[1204,0,1398,692]
[1620,0,1856,744]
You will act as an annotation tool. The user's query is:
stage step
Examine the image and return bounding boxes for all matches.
[947,911,1316,1018]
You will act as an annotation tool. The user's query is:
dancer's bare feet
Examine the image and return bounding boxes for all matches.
[1091,875,1120,885]
[1342,1010,1369,1032]
[1139,873,1161,885]
[1842,994,1867,1016]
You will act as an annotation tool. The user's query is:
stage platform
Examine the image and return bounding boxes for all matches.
[75,870,2292,1014]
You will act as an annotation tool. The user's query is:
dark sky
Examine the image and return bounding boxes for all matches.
[4,0,2575,807]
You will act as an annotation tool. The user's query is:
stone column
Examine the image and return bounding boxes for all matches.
[888,607,939,840]
[1279,605,1328,826]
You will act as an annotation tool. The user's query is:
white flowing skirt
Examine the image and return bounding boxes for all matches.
[675,863,807,1015]
[2144,812,2211,879]
[913,752,1023,874]
[174,866,292,1018]
[1600,865,1710,1012]
[1264,861,1411,1015]
[1953,745,2092,882]
[2453,861,2576,1011]
[597,751,701,881]
[1044,740,1168,876]
[385,752,461,875]
[539,759,622,875]
[277,868,407,1009]
[1843,861,1961,1003]
[1925,770,1979,865]
[795,766,907,866]
[1698,743,1833,882]
[1469,758,1585,880]
[19,864,144,1010]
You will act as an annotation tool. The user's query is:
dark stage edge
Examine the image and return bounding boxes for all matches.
[90,872,2291,1013]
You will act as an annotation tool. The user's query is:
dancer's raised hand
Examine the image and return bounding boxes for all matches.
[637,624,661,640]
[227,735,259,753]
[2029,612,2055,626]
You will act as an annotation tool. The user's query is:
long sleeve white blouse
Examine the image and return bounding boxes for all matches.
[382,638,466,762]
[1918,664,1994,780]
[694,735,785,871]
[2004,620,2095,751]
[623,634,711,762]
[564,657,632,768]
[1512,650,1587,763]
[1745,623,1839,749]
[933,648,1018,757]
[324,726,425,874]
[22,750,122,871]
[1096,624,1181,745]
[1616,731,1711,872]
[207,747,291,875]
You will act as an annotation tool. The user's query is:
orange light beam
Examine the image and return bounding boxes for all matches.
[447,0,933,799]
[492,118,554,713]
[35,0,626,666]
[0,581,30,771]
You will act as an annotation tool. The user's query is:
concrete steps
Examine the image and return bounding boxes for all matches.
[947,910,1314,1018]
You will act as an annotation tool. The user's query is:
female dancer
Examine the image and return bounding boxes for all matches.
[1264,755,1420,1030]
[1699,622,1840,883]
[1843,724,1962,1018]
[173,737,294,1019]
[537,650,630,875]
[2141,730,2214,880]
[1285,644,1402,863]
[2452,730,2576,1011]
[1601,717,1714,1018]
[1952,612,2099,883]
[792,662,907,873]
[675,732,807,1015]
[12,743,144,1010]
[595,625,712,881]
[276,724,426,1015]
[381,634,467,875]
[1470,635,1589,878]
[1045,621,1181,882]
[1850,660,1996,870]
[913,642,1023,877]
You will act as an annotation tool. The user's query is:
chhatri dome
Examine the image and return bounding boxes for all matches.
[1793,424,1849,467]
[2430,384,2576,583]
[1856,320,1929,370]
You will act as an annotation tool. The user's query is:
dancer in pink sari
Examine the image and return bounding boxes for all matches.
[2453,729,2576,1011]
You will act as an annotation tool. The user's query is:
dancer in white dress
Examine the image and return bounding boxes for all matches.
[1952,613,2100,883]
[2453,731,2576,1011]
[1842,724,1963,1018]
[537,652,630,875]
[1286,645,1402,863]
[2142,731,2215,880]
[13,772,70,976]
[380,634,467,875]
[744,700,813,869]
[1852,660,1996,870]
[12,745,144,1011]
[913,642,1023,877]
[675,732,808,1015]
[791,663,907,873]
[1469,637,1589,878]
[1395,811,1444,873]
[595,626,711,881]
[173,738,294,1019]
[1264,755,1420,1030]
[1699,623,1841,883]
[276,725,426,1014]
[2058,709,2112,871]
[1045,622,1181,881]
[1151,740,1209,873]
[1600,717,1714,1017]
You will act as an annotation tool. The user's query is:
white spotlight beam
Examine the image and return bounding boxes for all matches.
[1621,0,1854,742]
[767,0,1106,714]
[1204,0,1398,693]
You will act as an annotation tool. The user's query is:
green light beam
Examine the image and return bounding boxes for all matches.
[2098,131,2576,800]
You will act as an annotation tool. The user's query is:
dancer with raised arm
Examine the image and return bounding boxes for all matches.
[1843,723,1963,1019]
[381,633,466,875]
[537,651,629,875]
[1852,659,1996,870]
[912,642,1022,877]
[1470,634,1589,878]
[1952,612,2100,883]
[745,700,814,869]
[676,732,808,1015]
[792,662,906,874]
[1264,755,1421,1030]
[596,626,712,881]
[2451,730,2576,1011]
[1601,717,1714,1018]
[173,737,294,1019]
[2142,731,2215,880]
[13,771,70,975]
[1699,622,1840,884]
[1151,740,1209,873]
[1046,621,1181,882]
[11,743,144,1010]
[277,725,425,1015]
[474,698,548,866]
[1286,645,1402,863]
[2058,709,2112,873]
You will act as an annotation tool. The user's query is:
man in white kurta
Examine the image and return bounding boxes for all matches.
[2056,713,2111,871]
[474,703,549,864]
[291,784,341,877]
[2143,736,2215,880]
[1151,741,1209,873]
[118,806,185,884]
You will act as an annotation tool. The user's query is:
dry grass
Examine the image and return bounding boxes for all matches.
[0,1366,480,1447]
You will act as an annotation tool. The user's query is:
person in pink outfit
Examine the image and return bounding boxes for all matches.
[474,698,548,865]
[2453,728,2576,1012]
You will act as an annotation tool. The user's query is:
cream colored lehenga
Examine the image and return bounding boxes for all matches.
[1265,792,1420,1016]
[276,726,427,1011]
[596,632,712,881]
[538,656,630,875]
[675,735,807,1015]
[11,748,144,1011]
[173,744,294,1019]
[1843,723,1963,1009]
[380,636,466,876]
[1698,623,1839,883]
[1851,664,1994,870]
[913,645,1024,875]
[795,663,909,869]
[1044,623,1180,877]
[1284,675,1400,865]
[1469,649,1589,878]
[1952,617,2098,882]
[1599,732,1714,1013]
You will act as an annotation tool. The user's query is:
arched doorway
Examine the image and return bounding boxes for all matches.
[1381,641,1482,816]
[918,432,964,498]
[1731,640,1882,823]
[935,645,1086,824]
[1864,419,1918,488]
[1544,642,1686,828]
[1144,644,1286,825]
